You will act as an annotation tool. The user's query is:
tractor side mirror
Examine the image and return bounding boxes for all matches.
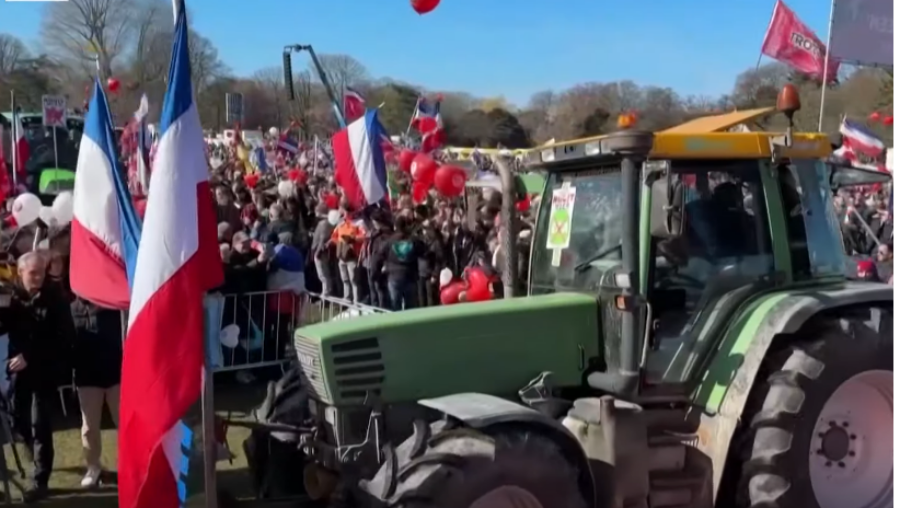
[648,171,685,239]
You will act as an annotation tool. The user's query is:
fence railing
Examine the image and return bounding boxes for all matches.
[207,290,389,374]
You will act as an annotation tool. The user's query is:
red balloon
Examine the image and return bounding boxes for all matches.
[883,116,894,126]
[411,153,438,185]
[440,280,466,305]
[397,149,416,173]
[421,130,445,152]
[411,0,440,14]
[463,267,493,302]
[434,165,467,198]
[869,111,881,122]
[324,193,340,210]
[516,197,531,213]
[412,181,430,203]
[287,168,308,185]
[416,117,438,135]
[244,173,260,189]
[107,77,120,93]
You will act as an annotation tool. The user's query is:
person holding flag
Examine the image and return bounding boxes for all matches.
[117,1,223,507]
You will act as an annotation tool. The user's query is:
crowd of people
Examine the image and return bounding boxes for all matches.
[0,129,889,503]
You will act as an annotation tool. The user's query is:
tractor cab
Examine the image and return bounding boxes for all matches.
[522,86,891,397]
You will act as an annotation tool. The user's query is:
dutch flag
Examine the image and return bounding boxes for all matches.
[118,1,223,507]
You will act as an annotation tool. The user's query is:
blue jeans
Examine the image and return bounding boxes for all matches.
[387,279,418,311]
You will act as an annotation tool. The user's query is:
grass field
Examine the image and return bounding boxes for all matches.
[0,378,290,507]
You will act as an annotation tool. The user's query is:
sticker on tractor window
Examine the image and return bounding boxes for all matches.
[546,183,576,251]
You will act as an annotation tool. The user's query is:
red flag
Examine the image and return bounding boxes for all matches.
[343,87,366,122]
[761,0,839,82]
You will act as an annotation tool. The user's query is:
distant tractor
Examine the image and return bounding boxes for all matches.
[251,86,893,508]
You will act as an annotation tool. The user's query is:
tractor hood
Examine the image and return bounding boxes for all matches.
[294,293,601,406]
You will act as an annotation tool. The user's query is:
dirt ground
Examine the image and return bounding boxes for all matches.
[0,376,298,507]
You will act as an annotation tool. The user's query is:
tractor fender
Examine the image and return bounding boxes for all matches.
[419,392,597,504]
[691,282,892,496]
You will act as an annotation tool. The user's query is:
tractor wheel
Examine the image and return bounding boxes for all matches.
[361,421,589,508]
[738,309,893,508]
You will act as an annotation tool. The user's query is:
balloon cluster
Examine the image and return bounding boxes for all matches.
[439,267,494,305]
[868,111,894,126]
[396,149,467,202]
[11,192,74,230]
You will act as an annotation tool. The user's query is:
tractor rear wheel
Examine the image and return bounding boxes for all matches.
[361,421,589,508]
[738,309,893,508]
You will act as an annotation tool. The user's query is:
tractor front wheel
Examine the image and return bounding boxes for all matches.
[361,421,589,508]
[739,310,893,508]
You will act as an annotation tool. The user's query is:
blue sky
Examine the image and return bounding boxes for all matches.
[0,0,832,105]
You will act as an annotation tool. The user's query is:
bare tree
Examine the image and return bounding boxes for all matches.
[0,34,28,75]
[316,53,368,94]
[130,1,169,89]
[187,30,226,96]
[40,0,138,80]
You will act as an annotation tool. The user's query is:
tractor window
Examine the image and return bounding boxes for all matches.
[645,160,774,384]
[530,167,624,295]
[782,160,846,278]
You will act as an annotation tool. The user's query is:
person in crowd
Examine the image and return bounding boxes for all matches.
[417,222,445,307]
[330,206,365,303]
[215,185,243,232]
[71,297,123,488]
[8,252,76,502]
[265,203,295,246]
[311,207,338,297]
[856,259,881,282]
[385,216,423,310]
[362,210,392,308]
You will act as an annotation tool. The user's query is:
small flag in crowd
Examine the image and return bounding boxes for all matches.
[332,109,389,210]
[839,118,885,158]
[11,109,29,180]
[343,86,367,122]
[118,1,223,507]
[411,97,444,152]
[760,0,839,83]
[70,79,143,311]
[277,133,299,154]
[135,94,152,196]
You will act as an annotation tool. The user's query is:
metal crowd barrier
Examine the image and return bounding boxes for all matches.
[208,290,389,374]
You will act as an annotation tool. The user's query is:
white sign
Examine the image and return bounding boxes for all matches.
[41,95,67,128]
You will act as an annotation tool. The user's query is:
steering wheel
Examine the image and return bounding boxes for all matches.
[659,271,705,289]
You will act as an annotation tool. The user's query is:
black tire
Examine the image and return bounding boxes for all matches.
[361,420,589,508]
[737,307,893,508]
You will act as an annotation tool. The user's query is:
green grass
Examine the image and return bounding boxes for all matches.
[0,379,292,507]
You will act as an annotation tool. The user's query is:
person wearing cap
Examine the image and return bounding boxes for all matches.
[856,259,881,282]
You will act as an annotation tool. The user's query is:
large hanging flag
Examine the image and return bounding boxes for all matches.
[70,80,143,310]
[118,1,223,507]
[760,0,840,82]
[332,109,389,210]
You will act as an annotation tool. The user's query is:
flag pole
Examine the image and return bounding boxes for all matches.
[817,0,837,131]
[404,97,422,140]
[755,0,781,72]
[9,91,16,190]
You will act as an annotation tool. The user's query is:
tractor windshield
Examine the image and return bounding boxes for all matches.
[530,166,623,295]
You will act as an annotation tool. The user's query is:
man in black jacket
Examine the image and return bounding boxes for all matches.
[8,252,76,502]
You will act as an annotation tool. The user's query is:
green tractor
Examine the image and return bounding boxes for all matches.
[264,91,893,508]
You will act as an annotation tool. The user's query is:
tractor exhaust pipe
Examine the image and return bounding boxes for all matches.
[495,155,518,299]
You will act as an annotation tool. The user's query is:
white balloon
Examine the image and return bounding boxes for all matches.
[12,193,41,227]
[38,206,57,228]
[277,180,295,199]
[51,191,74,226]
[268,127,279,137]
[219,324,240,348]
[439,268,454,289]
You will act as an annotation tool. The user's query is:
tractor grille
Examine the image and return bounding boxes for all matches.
[294,335,328,401]
[331,337,384,402]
